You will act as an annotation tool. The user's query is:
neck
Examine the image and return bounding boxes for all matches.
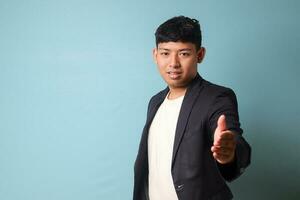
[168,87,187,100]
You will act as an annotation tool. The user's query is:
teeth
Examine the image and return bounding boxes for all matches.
[168,72,180,79]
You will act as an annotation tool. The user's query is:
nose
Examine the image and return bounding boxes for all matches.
[169,54,180,68]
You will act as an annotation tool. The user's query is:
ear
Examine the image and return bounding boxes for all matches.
[197,47,206,63]
[153,48,158,64]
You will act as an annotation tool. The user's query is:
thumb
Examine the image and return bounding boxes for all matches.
[217,114,227,132]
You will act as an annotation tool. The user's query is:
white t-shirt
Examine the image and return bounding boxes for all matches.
[148,93,184,200]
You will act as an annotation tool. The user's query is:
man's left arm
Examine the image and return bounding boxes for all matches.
[209,88,251,182]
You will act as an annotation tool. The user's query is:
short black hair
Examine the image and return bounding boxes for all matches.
[155,16,202,50]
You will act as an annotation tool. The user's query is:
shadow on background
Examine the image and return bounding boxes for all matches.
[230,123,300,199]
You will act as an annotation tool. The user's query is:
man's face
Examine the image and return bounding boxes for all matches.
[153,42,205,90]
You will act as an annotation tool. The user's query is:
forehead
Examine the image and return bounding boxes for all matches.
[157,42,196,51]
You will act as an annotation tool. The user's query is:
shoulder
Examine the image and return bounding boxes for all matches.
[144,88,169,116]
[148,87,168,105]
[198,79,237,101]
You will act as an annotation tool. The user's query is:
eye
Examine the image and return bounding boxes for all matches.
[179,52,190,57]
[160,52,169,56]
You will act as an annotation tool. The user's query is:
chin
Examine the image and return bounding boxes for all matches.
[167,82,187,89]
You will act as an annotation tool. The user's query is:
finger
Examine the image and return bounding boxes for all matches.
[212,149,230,156]
[214,136,235,146]
[218,140,236,148]
[214,131,235,146]
[213,153,231,163]
[213,152,230,160]
[213,139,221,146]
[211,146,235,156]
[217,115,227,132]
[213,152,232,163]
[213,149,235,159]
[219,131,235,140]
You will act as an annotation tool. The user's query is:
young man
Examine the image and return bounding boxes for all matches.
[133,16,251,200]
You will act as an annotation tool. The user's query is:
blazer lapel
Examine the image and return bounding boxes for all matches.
[171,74,203,167]
[146,88,169,126]
[139,88,169,164]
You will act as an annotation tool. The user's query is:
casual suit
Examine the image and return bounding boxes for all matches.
[133,74,251,200]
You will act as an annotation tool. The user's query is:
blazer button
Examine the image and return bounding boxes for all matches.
[175,184,184,191]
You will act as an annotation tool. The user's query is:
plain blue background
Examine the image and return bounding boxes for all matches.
[1,0,299,199]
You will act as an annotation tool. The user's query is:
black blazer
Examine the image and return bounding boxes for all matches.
[133,74,251,200]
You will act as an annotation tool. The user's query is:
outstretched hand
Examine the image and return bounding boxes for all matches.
[211,115,236,164]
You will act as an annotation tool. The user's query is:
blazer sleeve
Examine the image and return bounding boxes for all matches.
[208,88,251,182]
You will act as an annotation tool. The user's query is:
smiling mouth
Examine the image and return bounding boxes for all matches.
[167,71,182,79]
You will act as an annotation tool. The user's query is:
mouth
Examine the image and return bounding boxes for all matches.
[167,71,182,79]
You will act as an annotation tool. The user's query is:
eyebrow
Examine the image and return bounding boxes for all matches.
[158,48,192,52]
